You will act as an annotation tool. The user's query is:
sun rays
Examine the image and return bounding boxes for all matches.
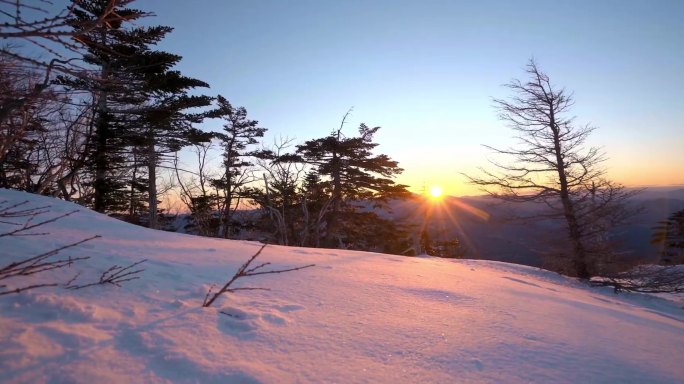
[429,186,443,200]
[414,189,491,257]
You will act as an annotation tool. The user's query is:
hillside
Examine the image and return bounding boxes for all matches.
[1,189,683,383]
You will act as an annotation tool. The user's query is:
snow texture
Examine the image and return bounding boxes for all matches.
[1,189,683,383]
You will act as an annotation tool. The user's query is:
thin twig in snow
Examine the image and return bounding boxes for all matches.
[202,244,315,307]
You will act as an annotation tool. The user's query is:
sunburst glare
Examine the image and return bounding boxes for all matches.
[429,186,443,199]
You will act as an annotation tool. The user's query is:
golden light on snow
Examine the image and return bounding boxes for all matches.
[429,186,443,199]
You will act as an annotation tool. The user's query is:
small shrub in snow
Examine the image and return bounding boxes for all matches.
[0,199,146,295]
[202,244,315,308]
[0,200,98,295]
[66,259,147,290]
[591,265,684,294]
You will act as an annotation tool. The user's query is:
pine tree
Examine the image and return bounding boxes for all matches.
[62,0,212,222]
[652,209,684,264]
[207,96,266,238]
[296,115,410,248]
[60,0,159,213]
[137,57,212,228]
[297,171,332,247]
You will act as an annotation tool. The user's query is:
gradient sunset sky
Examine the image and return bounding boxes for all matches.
[137,0,683,196]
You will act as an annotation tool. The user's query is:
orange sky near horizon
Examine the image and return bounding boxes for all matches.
[399,163,684,198]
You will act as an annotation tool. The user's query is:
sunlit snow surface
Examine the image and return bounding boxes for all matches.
[1,189,683,383]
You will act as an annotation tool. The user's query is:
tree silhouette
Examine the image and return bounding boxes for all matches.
[297,112,410,247]
[208,96,267,238]
[652,209,684,265]
[467,60,637,278]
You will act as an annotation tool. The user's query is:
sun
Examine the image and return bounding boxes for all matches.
[429,185,443,199]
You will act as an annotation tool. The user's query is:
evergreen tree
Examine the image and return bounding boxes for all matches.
[63,0,212,222]
[138,57,212,228]
[295,171,330,247]
[60,0,157,213]
[296,116,410,248]
[652,209,684,264]
[207,95,266,238]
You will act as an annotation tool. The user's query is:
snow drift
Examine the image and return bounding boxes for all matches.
[1,189,683,383]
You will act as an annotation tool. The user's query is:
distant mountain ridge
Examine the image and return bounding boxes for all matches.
[386,186,684,267]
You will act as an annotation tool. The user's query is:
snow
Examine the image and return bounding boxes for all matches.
[1,189,683,383]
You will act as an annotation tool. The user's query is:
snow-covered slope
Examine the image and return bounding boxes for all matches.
[1,189,683,383]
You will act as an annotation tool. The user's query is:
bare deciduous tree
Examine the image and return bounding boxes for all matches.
[0,0,126,71]
[0,1,130,122]
[466,59,637,279]
[254,137,307,245]
[0,54,94,195]
[173,143,220,236]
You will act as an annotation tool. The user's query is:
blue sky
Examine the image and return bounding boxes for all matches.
[136,0,683,195]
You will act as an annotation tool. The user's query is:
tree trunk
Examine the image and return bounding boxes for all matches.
[325,142,342,246]
[550,107,590,278]
[92,94,108,213]
[147,137,158,229]
[219,174,232,239]
[129,158,137,219]
[93,31,109,213]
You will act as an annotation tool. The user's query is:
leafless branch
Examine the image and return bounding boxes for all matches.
[202,244,315,307]
[590,265,684,294]
[66,259,147,289]
[0,200,101,295]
